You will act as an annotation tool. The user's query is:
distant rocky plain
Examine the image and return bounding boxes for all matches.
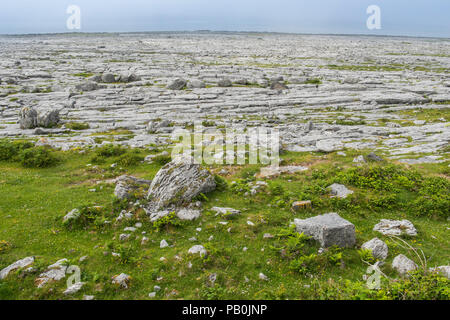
[0,32,449,163]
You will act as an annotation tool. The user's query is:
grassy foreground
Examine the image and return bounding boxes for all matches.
[0,140,449,300]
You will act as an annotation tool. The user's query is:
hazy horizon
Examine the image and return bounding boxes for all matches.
[1,0,449,38]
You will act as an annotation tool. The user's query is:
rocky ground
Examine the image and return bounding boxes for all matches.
[0,32,449,300]
[0,32,449,161]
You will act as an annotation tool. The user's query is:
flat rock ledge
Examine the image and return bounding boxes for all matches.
[373,219,417,236]
[293,212,356,248]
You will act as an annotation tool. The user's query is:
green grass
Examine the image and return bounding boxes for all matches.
[0,144,449,300]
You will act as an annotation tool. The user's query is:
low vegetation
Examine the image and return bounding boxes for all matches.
[0,140,448,300]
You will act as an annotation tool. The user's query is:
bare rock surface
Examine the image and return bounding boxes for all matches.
[0,33,447,160]
[373,219,417,236]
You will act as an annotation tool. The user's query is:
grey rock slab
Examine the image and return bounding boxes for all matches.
[0,256,35,280]
[373,219,417,236]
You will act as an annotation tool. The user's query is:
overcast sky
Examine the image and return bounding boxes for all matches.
[1,0,449,37]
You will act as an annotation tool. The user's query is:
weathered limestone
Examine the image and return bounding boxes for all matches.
[328,183,354,199]
[361,238,389,260]
[373,219,417,236]
[114,175,152,200]
[35,259,68,288]
[0,257,35,279]
[188,245,207,257]
[145,156,216,219]
[392,254,418,276]
[293,212,356,248]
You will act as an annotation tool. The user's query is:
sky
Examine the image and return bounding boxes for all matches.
[0,0,449,38]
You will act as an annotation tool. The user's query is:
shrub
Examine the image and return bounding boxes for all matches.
[412,177,450,218]
[117,152,144,167]
[152,154,171,166]
[90,144,127,163]
[214,175,228,191]
[0,139,33,161]
[0,240,11,254]
[18,146,58,168]
[153,211,182,232]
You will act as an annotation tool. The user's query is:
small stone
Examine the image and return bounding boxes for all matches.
[63,282,85,295]
[328,183,354,199]
[160,239,169,248]
[211,206,241,217]
[392,254,418,276]
[112,273,131,289]
[119,234,131,241]
[361,238,389,260]
[291,200,312,211]
[353,155,366,163]
[188,245,207,257]
[259,273,269,281]
[0,257,35,280]
[148,292,156,298]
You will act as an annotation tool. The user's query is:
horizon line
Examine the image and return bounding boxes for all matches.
[1,30,449,40]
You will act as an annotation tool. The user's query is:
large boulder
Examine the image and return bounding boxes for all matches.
[19,106,60,129]
[218,79,232,87]
[167,78,187,90]
[114,175,152,200]
[37,109,60,128]
[117,72,141,83]
[373,219,417,236]
[101,73,116,83]
[187,80,206,89]
[145,156,216,217]
[293,212,356,248]
[361,238,388,260]
[392,254,417,276]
